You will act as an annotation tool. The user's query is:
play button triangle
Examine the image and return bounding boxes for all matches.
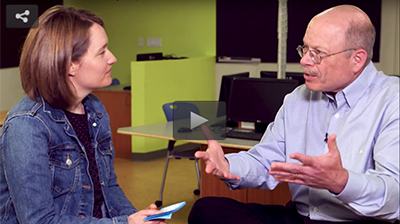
[190,112,208,129]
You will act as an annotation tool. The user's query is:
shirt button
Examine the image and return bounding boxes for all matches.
[313,207,319,212]
[334,113,340,118]
[92,123,97,127]
[82,185,91,189]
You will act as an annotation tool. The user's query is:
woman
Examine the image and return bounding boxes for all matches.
[0,5,166,224]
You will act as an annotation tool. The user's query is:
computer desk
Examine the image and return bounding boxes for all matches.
[118,122,291,205]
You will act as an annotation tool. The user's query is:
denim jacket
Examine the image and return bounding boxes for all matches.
[0,94,137,224]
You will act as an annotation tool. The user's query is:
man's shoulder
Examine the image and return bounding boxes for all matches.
[383,75,400,89]
[371,73,399,98]
[286,84,323,101]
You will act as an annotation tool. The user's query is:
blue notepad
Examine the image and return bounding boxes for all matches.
[143,201,186,221]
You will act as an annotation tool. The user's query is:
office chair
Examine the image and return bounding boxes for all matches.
[155,102,201,207]
[110,78,120,86]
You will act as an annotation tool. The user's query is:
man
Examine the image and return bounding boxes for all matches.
[188,5,399,224]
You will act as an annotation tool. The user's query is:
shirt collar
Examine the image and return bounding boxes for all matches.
[342,61,377,108]
[323,61,377,108]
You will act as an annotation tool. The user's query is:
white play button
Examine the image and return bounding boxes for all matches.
[190,112,208,129]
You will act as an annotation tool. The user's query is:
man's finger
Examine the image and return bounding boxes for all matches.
[327,134,338,154]
[270,162,302,173]
[290,152,313,165]
[205,162,217,174]
[201,125,221,148]
[224,173,240,180]
[195,151,209,159]
[201,125,214,142]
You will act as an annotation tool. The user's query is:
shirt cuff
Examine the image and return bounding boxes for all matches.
[333,170,362,203]
[224,154,244,189]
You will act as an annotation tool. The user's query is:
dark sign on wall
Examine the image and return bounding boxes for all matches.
[1,0,62,69]
[217,0,381,63]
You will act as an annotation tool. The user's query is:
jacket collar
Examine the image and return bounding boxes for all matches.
[41,94,104,122]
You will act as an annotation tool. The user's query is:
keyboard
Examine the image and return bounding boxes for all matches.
[224,130,263,141]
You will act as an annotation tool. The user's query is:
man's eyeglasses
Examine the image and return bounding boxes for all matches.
[296,45,356,64]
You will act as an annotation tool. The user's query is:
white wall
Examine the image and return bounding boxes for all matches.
[215,0,400,99]
[377,0,400,75]
[0,67,25,111]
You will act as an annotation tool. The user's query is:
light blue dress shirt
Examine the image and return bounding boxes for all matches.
[225,62,399,222]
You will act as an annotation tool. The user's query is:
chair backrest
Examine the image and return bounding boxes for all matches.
[110,78,120,86]
[162,102,200,122]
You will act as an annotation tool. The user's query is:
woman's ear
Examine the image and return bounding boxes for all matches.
[69,62,79,76]
[352,49,367,74]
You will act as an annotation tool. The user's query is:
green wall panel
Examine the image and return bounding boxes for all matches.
[65,0,216,84]
[130,57,215,153]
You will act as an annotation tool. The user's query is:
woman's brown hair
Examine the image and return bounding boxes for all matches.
[19,5,104,109]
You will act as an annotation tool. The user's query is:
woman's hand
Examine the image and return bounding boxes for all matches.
[127,204,168,224]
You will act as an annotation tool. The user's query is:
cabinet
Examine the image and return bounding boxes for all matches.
[200,145,292,205]
[92,86,132,159]
[0,110,8,127]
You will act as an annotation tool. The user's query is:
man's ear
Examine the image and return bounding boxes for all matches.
[352,49,367,74]
[69,62,79,76]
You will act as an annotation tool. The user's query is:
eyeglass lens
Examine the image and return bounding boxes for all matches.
[297,45,319,64]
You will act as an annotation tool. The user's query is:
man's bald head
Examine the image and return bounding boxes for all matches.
[309,5,375,64]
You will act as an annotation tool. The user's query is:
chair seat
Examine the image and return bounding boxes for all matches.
[171,143,200,158]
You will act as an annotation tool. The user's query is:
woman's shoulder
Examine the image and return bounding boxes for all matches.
[7,96,43,118]
[2,97,49,131]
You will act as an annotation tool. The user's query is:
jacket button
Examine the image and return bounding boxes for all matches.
[82,185,91,189]
[92,123,97,127]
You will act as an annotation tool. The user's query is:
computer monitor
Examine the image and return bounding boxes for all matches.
[217,72,250,116]
[219,72,250,103]
[212,72,250,127]
[286,72,305,86]
[260,71,305,86]
[226,77,298,132]
[259,71,277,79]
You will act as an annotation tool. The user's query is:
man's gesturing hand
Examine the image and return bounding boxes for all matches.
[194,126,240,180]
[269,134,348,194]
